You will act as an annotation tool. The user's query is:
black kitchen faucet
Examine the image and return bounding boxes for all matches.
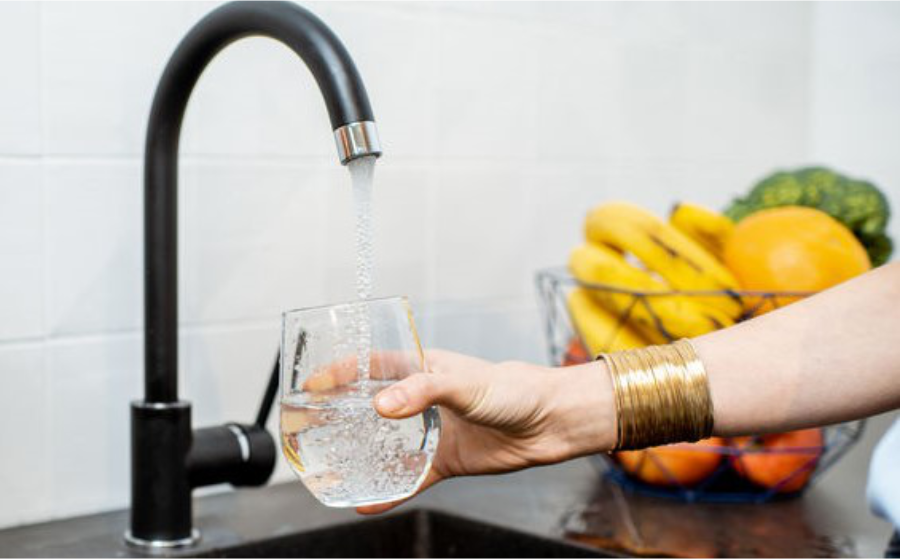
[129,1,381,549]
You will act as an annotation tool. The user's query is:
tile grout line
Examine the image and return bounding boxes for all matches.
[0,317,284,350]
[36,0,55,520]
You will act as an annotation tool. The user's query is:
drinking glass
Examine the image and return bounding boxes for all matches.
[280,296,440,507]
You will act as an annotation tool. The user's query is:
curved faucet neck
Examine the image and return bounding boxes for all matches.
[144,1,378,403]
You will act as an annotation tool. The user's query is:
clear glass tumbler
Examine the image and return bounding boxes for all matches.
[280,296,440,507]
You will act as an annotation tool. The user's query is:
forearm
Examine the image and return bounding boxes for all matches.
[551,360,617,458]
[695,261,900,436]
[556,262,900,458]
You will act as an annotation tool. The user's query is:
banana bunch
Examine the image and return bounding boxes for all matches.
[567,201,740,350]
[670,202,735,260]
[568,286,647,353]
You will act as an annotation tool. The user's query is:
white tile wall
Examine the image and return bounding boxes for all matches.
[371,164,437,303]
[0,1,897,531]
[181,324,279,428]
[45,335,142,519]
[809,2,900,245]
[182,32,334,159]
[41,2,195,156]
[44,161,142,336]
[434,15,541,161]
[417,299,545,364]
[180,160,330,323]
[0,163,43,341]
[433,163,534,300]
[520,165,612,274]
[533,18,621,162]
[0,3,41,155]
[432,1,540,22]
[0,346,49,528]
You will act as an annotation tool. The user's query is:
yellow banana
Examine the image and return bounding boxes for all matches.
[568,244,734,342]
[669,202,734,260]
[568,287,648,354]
[585,201,743,320]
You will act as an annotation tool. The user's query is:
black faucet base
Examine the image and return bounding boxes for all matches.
[129,401,278,548]
[130,401,194,545]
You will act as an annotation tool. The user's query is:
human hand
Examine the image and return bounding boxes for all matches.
[356,349,615,514]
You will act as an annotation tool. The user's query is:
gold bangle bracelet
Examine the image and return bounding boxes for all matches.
[598,339,714,450]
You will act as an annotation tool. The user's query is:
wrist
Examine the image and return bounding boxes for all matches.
[546,360,617,460]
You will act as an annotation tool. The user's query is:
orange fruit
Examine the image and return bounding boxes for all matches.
[723,207,870,313]
[616,437,725,487]
[730,429,824,493]
[562,337,591,366]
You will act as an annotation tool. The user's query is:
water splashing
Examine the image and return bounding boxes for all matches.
[348,156,376,381]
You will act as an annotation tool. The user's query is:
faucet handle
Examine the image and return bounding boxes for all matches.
[187,423,276,489]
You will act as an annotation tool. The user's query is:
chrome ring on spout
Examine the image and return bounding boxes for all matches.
[334,121,382,165]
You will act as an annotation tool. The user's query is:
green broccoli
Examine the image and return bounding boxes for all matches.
[865,232,894,268]
[724,166,893,266]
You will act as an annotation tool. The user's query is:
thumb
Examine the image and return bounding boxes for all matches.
[373,372,480,419]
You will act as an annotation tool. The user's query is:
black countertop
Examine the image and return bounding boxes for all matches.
[0,439,896,558]
[0,459,597,558]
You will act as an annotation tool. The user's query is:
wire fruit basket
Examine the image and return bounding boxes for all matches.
[535,267,864,503]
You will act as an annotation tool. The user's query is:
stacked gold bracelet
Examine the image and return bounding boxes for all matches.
[598,339,714,450]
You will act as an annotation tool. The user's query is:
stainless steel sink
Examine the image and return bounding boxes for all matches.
[194,509,610,558]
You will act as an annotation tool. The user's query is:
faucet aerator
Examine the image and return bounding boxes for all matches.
[335,121,383,165]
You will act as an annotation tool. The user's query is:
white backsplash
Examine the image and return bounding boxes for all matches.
[0,1,898,529]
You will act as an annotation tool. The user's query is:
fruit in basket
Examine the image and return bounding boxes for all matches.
[569,243,734,343]
[669,202,735,260]
[585,201,743,320]
[567,288,647,354]
[730,429,824,493]
[562,338,591,366]
[724,166,893,266]
[723,207,871,313]
[616,437,726,487]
